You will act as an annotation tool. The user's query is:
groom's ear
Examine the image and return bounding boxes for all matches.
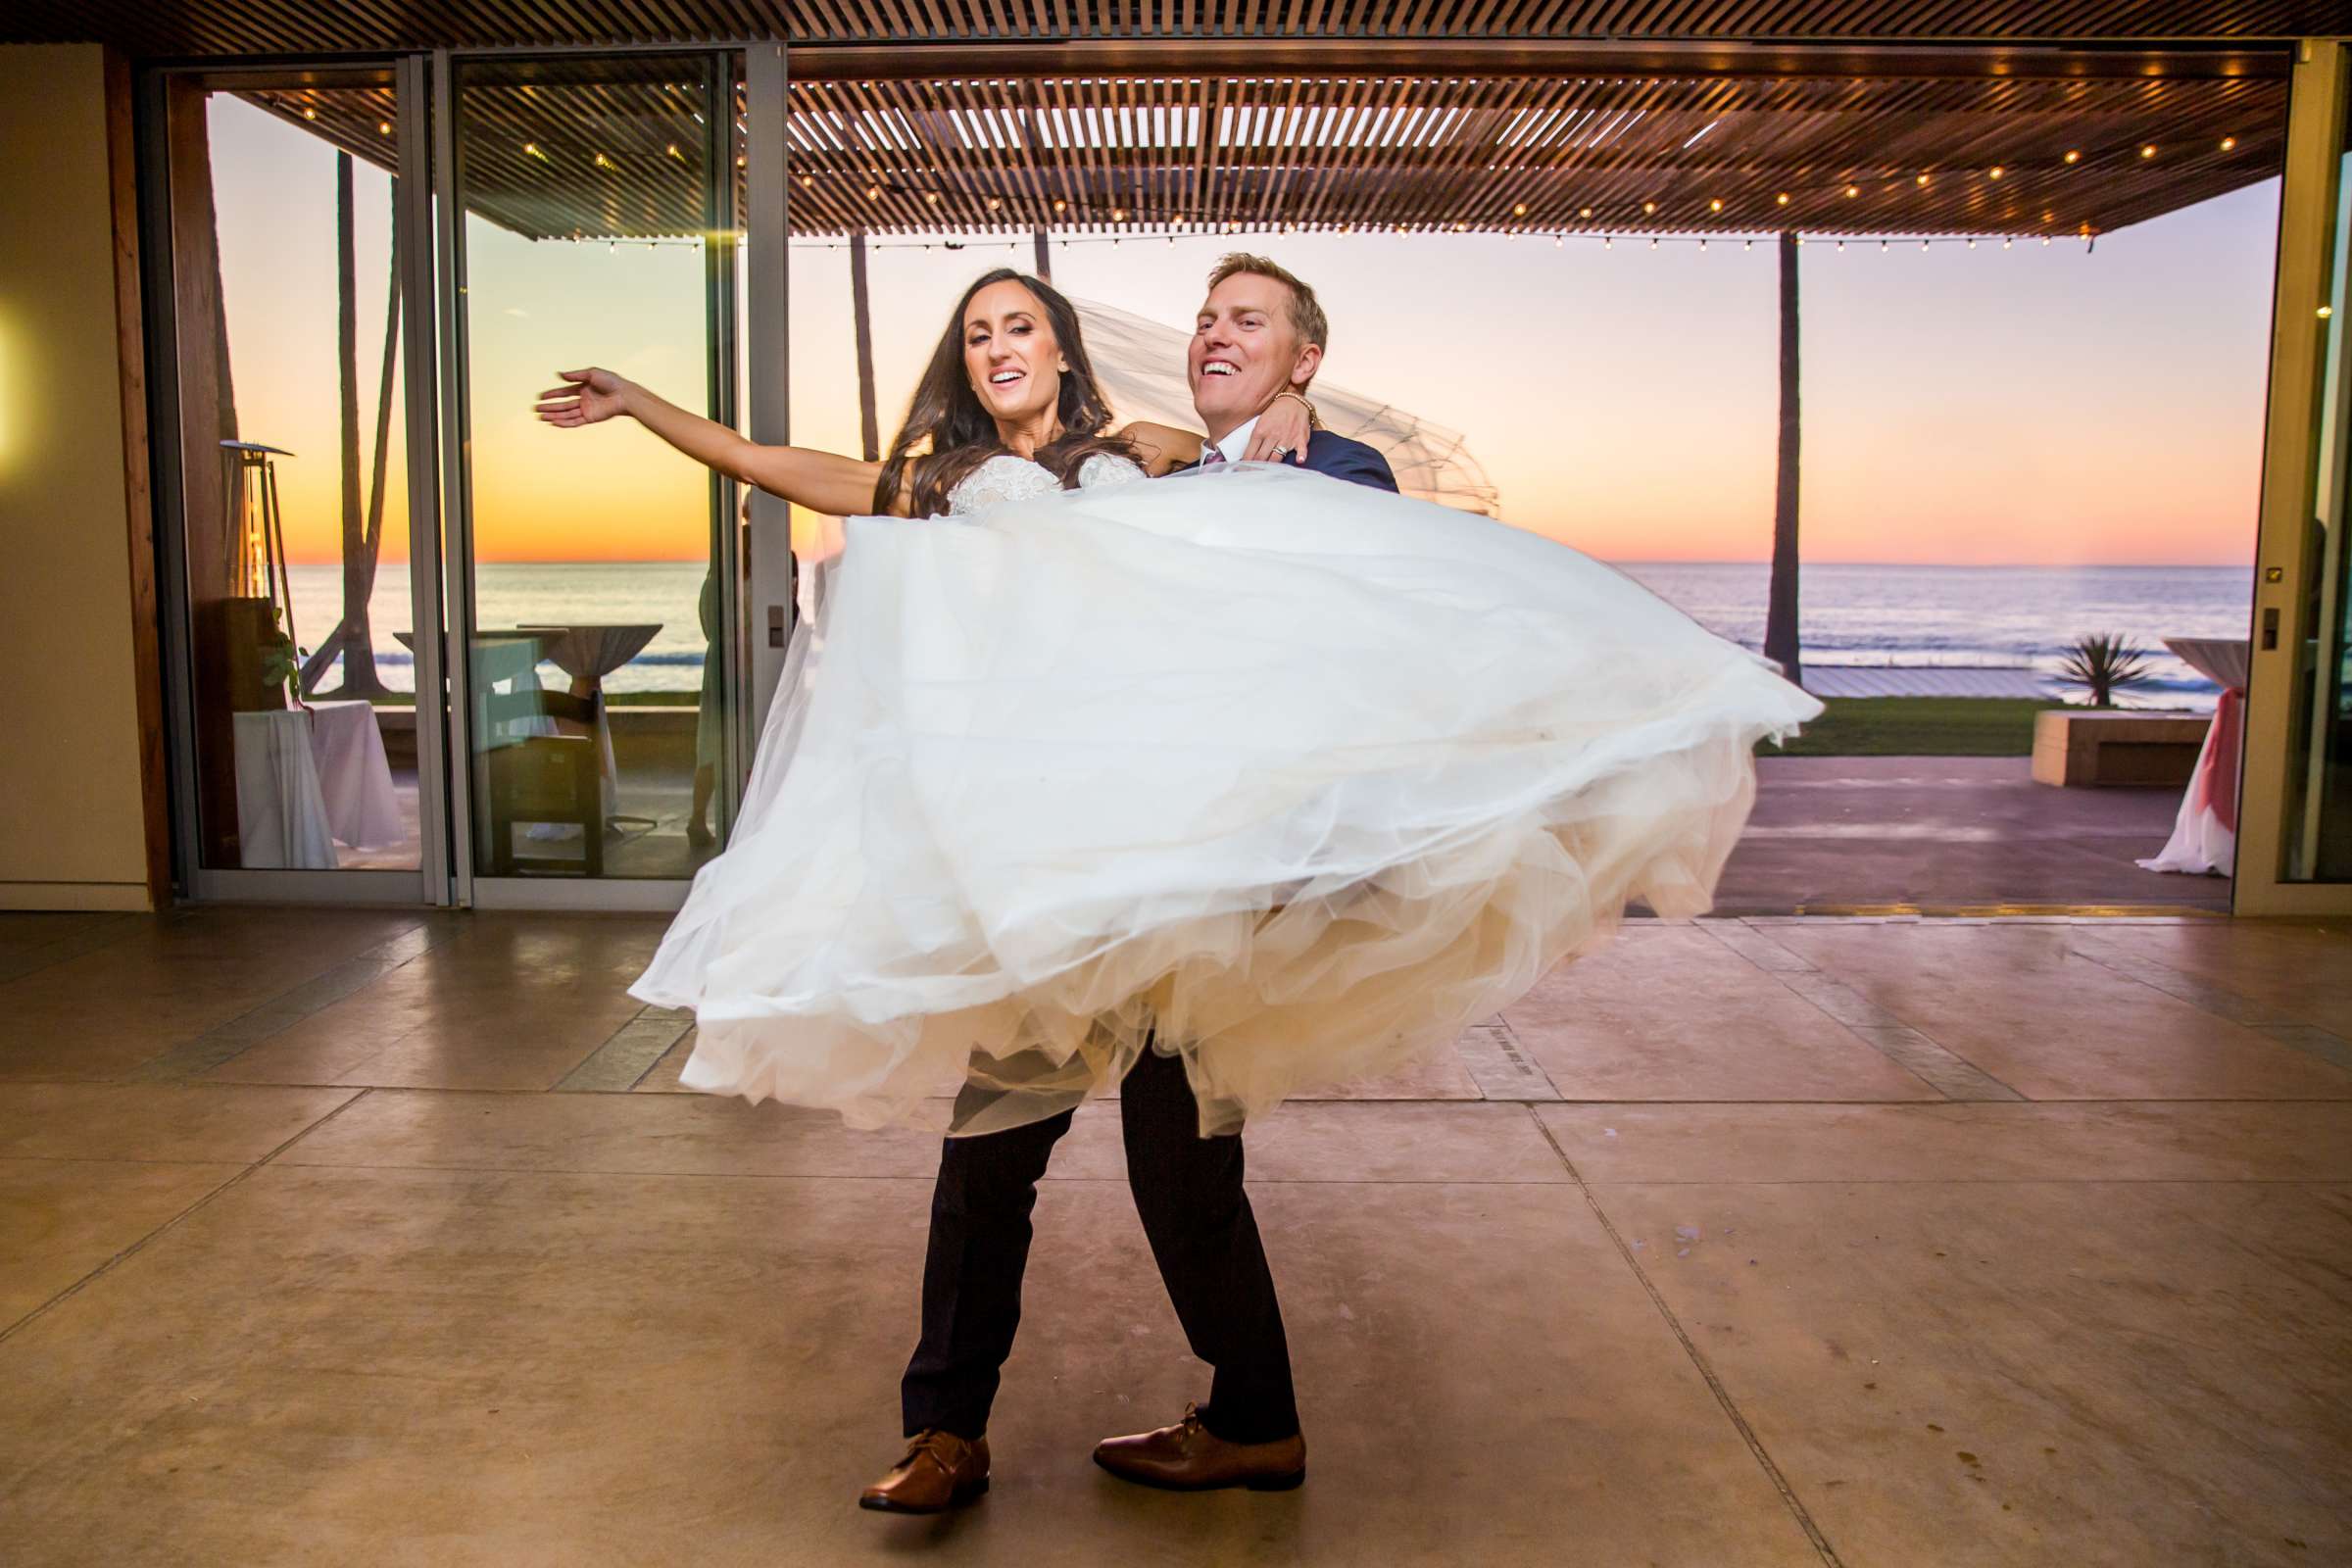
[1289,341,1324,389]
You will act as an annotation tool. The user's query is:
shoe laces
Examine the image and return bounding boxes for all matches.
[902,1429,967,1470]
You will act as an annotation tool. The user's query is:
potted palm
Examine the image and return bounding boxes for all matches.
[2059,632,2156,709]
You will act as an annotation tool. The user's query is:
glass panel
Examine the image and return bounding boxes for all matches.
[453,56,736,880]
[167,74,422,871]
[2291,98,2352,878]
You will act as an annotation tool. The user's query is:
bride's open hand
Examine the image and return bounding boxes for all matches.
[535,367,630,427]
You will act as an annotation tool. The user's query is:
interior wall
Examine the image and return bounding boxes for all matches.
[0,43,165,910]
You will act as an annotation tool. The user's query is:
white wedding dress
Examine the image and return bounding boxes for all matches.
[634,451,1823,1136]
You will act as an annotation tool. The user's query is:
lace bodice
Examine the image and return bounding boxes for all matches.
[946,452,1146,515]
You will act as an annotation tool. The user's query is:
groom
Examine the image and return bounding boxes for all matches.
[861,255,1398,1513]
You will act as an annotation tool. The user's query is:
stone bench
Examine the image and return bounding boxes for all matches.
[2031,709,2208,787]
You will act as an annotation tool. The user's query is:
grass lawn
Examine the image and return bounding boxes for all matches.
[1765,697,2062,757]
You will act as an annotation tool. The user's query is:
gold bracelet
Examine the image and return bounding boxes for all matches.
[1272,389,1322,431]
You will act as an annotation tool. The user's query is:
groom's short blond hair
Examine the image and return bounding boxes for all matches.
[1206,253,1330,356]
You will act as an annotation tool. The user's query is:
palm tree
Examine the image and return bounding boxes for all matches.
[300,154,399,699]
[2059,633,2157,708]
[1762,230,1801,685]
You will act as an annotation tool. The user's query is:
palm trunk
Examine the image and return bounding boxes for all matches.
[1763,229,1802,686]
[850,230,879,462]
[303,160,398,698]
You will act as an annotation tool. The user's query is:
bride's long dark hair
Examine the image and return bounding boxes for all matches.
[873,269,1136,516]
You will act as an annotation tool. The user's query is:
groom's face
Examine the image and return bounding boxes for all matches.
[1189,273,1321,439]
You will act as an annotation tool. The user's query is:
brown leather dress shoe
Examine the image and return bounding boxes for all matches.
[858,1429,991,1513]
[1092,1403,1305,1492]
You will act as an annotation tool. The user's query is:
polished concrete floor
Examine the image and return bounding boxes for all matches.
[2,906,2345,1565]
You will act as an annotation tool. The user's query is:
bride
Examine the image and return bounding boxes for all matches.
[537,266,1821,1139]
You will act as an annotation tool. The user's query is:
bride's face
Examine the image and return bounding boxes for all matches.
[962,279,1068,431]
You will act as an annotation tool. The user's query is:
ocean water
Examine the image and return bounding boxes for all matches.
[287,560,2252,707]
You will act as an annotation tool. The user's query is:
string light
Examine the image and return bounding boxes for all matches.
[1776,192,1790,205]
[1512,202,1528,217]
[1988,166,2004,179]
[2140,144,2158,159]
[2323,305,2336,318]
[302,106,318,121]
[1709,197,1724,213]
[1915,172,1931,186]
[1843,185,1860,198]
[377,121,393,136]
[1578,207,1593,220]
[2064,149,2082,164]
[1642,200,1657,216]
[2221,135,2237,151]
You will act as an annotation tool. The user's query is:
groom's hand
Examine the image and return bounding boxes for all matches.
[534,367,629,426]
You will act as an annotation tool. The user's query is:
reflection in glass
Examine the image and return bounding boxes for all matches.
[454,57,740,879]
[168,76,420,871]
[2287,116,2352,878]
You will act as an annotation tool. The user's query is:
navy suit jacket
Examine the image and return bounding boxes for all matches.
[1292,428,1399,493]
[1186,428,1399,494]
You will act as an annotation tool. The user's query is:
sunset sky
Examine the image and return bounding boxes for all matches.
[208,91,2282,571]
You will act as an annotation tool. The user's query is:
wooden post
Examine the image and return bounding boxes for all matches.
[1033,226,1052,282]
[849,230,879,462]
[1764,229,1802,686]
[165,79,244,865]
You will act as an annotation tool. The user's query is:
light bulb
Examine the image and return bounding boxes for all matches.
[1776,192,1790,205]
[2064,149,2081,164]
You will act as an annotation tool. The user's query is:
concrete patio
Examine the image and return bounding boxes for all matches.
[2,906,2346,1566]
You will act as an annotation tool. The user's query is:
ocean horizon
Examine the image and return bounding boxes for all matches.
[287,560,2254,706]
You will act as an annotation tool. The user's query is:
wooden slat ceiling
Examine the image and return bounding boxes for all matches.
[247,66,2285,242]
[3,0,2346,51]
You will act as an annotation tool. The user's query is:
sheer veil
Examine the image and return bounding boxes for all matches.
[1070,297,1502,515]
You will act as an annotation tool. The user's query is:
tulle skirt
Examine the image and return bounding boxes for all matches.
[632,464,1823,1136]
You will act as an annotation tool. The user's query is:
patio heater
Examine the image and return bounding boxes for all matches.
[220,440,303,709]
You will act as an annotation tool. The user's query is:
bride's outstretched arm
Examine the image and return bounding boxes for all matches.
[536,368,904,515]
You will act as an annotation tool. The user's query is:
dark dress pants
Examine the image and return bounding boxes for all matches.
[900,1043,1299,1445]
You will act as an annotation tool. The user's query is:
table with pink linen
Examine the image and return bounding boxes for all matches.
[303,698,405,852]
[2137,637,2249,877]
[230,701,404,868]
